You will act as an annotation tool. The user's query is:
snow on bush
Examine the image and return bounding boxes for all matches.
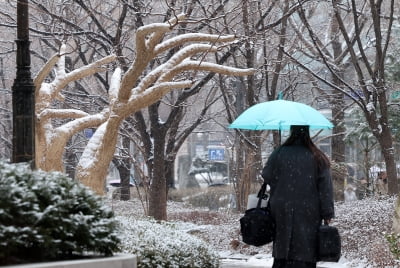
[334,196,397,267]
[118,215,219,268]
[0,161,120,265]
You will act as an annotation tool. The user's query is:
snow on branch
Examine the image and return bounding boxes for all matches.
[154,33,235,55]
[55,44,67,78]
[34,53,60,90]
[165,44,219,67]
[163,60,255,82]
[136,14,186,53]
[127,81,194,112]
[109,67,122,106]
[56,109,110,136]
[54,54,116,91]
[35,47,116,111]
[78,122,108,171]
[136,23,171,52]
[135,44,219,94]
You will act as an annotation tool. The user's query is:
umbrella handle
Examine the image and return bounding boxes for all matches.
[279,129,281,145]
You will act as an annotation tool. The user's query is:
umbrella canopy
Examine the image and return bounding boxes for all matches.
[229,100,333,130]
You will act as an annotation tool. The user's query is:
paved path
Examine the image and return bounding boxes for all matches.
[220,258,347,268]
[220,257,273,268]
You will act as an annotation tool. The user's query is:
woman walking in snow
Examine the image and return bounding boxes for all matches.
[262,125,335,268]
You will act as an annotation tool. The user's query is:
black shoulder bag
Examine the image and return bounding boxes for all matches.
[240,183,275,247]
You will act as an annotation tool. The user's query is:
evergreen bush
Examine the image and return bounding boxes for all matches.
[0,161,120,265]
[386,232,400,260]
[119,217,219,268]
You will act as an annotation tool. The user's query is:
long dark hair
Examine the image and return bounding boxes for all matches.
[282,125,330,170]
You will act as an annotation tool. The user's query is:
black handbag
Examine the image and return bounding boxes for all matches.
[317,223,341,262]
[240,183,275,247]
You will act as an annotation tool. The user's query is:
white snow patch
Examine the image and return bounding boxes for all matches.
[366,102,375,113]
[109,67,121,104]
[78,122,108,170]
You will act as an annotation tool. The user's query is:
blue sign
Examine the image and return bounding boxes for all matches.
[208,148,225,161]
[84,129,94,138]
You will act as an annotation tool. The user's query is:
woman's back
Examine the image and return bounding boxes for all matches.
[261,126,334,265]
[271,145,319,206]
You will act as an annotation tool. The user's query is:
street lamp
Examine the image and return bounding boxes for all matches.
[12,0,35,165]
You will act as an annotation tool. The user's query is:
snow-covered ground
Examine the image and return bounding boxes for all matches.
[108,195,399,267]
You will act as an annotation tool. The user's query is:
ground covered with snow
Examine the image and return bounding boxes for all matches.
[108,196,399,267]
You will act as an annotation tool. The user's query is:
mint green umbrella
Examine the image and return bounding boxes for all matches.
[229,100,333,130]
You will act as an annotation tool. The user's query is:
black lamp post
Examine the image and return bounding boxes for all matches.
[12,0,35,165]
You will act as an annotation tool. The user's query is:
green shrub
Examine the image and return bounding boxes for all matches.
[119,217,219,268]
[386,232,400,259]
[0,161,120,265]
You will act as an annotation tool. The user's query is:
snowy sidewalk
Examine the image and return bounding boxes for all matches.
[220,256,273,267]
[220,253,350,268]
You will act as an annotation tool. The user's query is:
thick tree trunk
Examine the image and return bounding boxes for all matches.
[36,119,57,171]
[331,91,346,162]
[35,124,68,172]
[165,159,175,189]
[234,136,246,211]
[331,161,347,201]
[378,129,398,195]
[330,10,346,201]
[378,91,398,194]
[331,92,346,201]
[118,165,131,201]
[119,136,131,201]
[65,141,77,179]
[235,134,261,212]
[148,131,167,221]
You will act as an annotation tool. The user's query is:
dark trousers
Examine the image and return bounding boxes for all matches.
[272,259,316,268]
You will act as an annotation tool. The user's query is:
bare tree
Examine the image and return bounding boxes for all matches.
[33,14,254,220]
[284,0,398,196]
[220,0,302,211]
[0,1,257,217]
[285,0,352,200]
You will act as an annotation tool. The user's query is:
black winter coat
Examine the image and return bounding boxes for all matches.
[262,145,334,263]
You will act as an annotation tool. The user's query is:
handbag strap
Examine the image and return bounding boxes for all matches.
[256,183,269,208]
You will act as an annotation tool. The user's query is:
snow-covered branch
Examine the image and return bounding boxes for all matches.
[136,23,171,52]
[127,81,194,113]
[35,50,116,112]
[136,13,186,55]
[55,109,110,136]
[163,60,256,82]
[154,33,235,55]
[55,54,116,91]
[34,53,60,90]
[135,44,219,94]
[109,67,122,106]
